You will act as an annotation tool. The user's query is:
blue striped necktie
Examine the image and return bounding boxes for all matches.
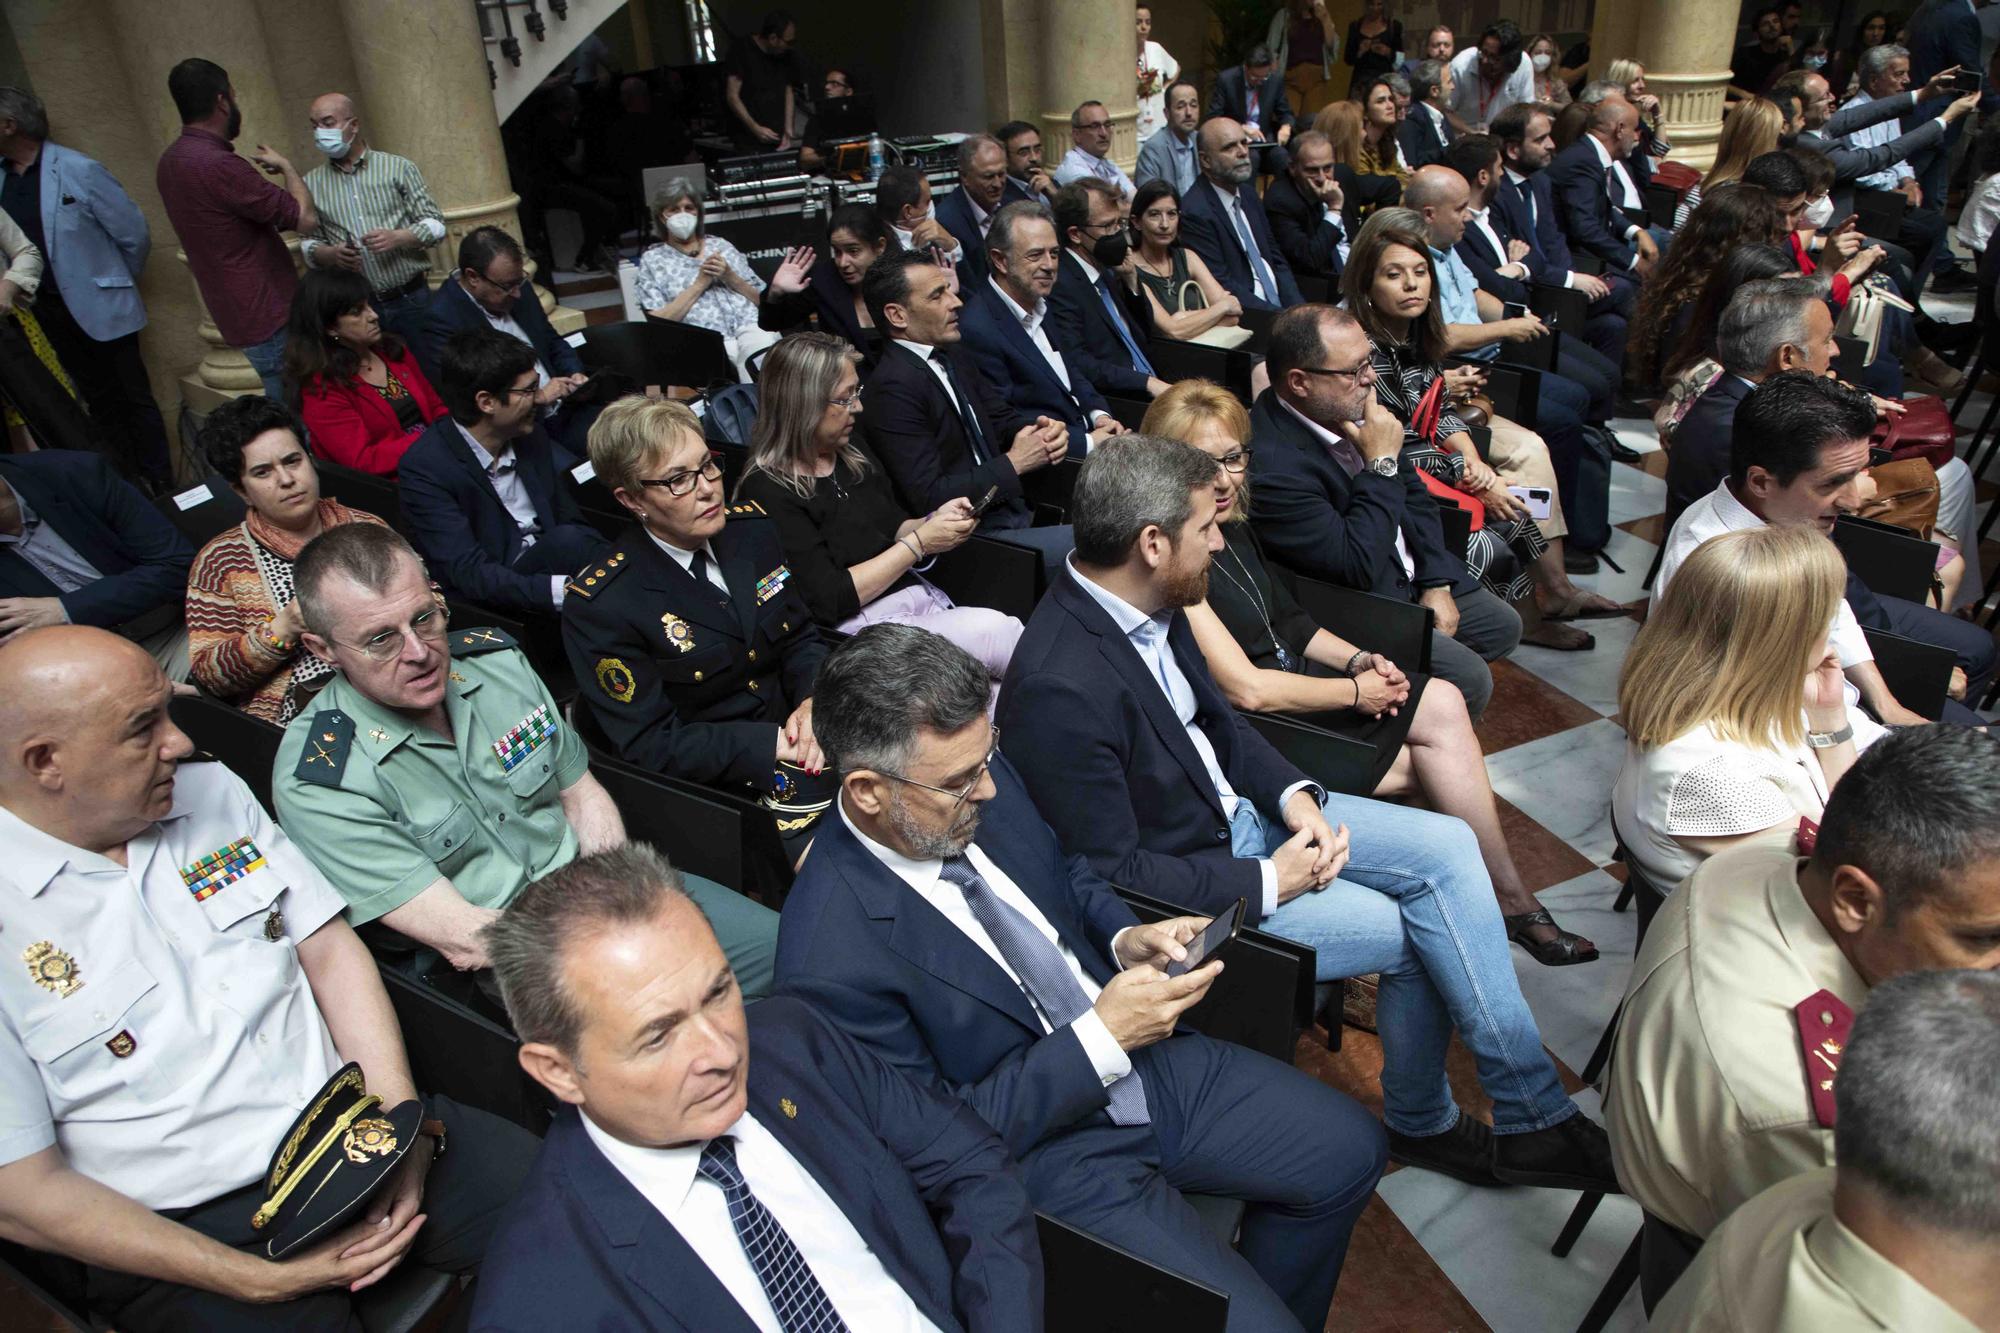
[696,1136,851,1333]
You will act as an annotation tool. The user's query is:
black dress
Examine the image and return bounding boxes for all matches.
[1205,523,1422,793]
[735,447,915,624]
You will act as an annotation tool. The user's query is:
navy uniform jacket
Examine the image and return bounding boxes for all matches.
[469,997,1044,1333]
[413,276,584,389]
[1548,138,1640,269]
[1176,175,1305,310]
[863,338,1037,525]
[958,278,1109,457]
[1244,388,1474,598]
[561,511,825,792]
[0,449,190,629]
[775,757,1144,1158]
[997,568,1307,925]
[1044,251,1158,401]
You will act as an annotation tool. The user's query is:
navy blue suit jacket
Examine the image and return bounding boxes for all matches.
[396,419,596,612]
[997,569,1307,925]
[1397,106,1454,169]
[1905,0,1986,127]
[413,277,585,389]
[1244,389,1474,598]
[958,278,1109,456]
[775,757,1144,1158]
[1665,373,1751,530]
[1454,212,1533,306]
[1547,139,1639,269]
[1261,171,1346,282]
[1493,170,1579,288]
[1177,176,1304,310]
[1044,251,1157,401]
[934,186,993,284]
[1208,66,1296,143]
[469,998,1043,1333]
[0,450,190,629]
[863,339,1035,524]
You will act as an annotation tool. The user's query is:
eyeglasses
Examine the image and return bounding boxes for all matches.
[335,604,451,662]
[1298,360,1375,384]
[1215,447,1252,473]
[640,455,724,497]
[869,726,1001,812]
[826,389,864,412]
[1078,218,1126,236]
[474,270,525,297]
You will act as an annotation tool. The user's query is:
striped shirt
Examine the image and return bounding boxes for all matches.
[300,149,444,294]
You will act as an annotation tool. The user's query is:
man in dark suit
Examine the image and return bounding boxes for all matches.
[935,134,1011,285]
[1247,306,1520,720]
[1900,0,1988,278]
[1397,59,1456,169]
[1208,45,1295,175]
[1047,178,1168,403]
[476,844,1044,1333]
[1261,130,1348,284]
[1490,103,1637,334]
[995,120,1056,204]
[1177,118,1304,310]
[861,249,1075,572]
[959,201,1125,458]
[398,328,605,615]
[1547,97,1664,277]
[998,435,1619,1189]
[561,396,831,855]
[415,225,595,450]
[0,448,192,673]
[777,623,1388,1332]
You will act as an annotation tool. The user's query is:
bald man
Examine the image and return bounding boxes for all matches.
[0,625,535,1331]
[1546,96,1665,276]
[300,92,445,342]
[1178,115,1303,309]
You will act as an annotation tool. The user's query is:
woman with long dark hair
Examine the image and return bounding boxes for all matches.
[284,266,446,477]
[760,203,899,372]
[1629,183,1785,390]
[1824,9,1892,99]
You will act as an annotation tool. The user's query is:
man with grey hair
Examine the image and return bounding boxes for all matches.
[1053,100,1136,200]
[1653,968,2000,1331]
[936,133,1009,280]
[1836,43,1973,293]
[1609,725,2000,1304]
[1176,117,1303,309]
[1001,434,1619,1193]
[0,87,168,490]
[473,844,1045,1331]
[778,619,1388,1331]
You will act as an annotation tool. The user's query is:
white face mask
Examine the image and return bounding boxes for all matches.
[664,212,699,241]
[313,125,351,156]
[1531,52,1552,72]
[1804,194,1834,230]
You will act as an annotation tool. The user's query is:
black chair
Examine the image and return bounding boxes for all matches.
[1295,274,1334,304]
[1435,501,1473,564]
[1851,186,1906,243]
[924,534,1045,622]
[1861,626,1953,721]
[1453,358,1542,426]
[1037,1211,1229,1333]
[1243,710,1382,798]
[1642,181,1680,231]
[378,963,555,1134]
[1831,514,1941,606]
[1829,333,1877,385]
[1147,337,1255,402]
[1271,569,1436,674]
[313,460,405,531]
[561,456,629,538]
[1495,326,1561,374]
[1103,394,1152,431]
[1020,457,1082,520]
[576,319,735,392]
[1529,283,1590,342]
[1116,886,1317,1065]
[154,474,248,548]
[171,692,285,814]
[1570,252,1605,277]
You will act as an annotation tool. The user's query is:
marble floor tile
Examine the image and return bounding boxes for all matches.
[1568,526,1659,607]
[1506,614,1642,717]
[1497,797,1600,896]
[1327,1195,1493,1332]
[1484,718,1628,867]
[1474,661,1605,753]
[1607,419,1661,457]
[1606,462,1666,527]
[1616,513,1665,544]
[1511,868,1640,1076]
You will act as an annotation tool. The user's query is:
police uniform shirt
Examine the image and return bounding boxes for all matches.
[1607,843,1867,1238]
[1651,1168,1982,1333]
[0,762,345,1210]
[272,634,588,925]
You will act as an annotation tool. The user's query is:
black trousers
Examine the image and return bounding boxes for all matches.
[82,1096,537,1333]
[0,313,103,458]
[31,291,172,489]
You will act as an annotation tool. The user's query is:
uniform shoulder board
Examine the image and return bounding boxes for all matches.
[450,626,519,656]
[565,550,629,601]
[726,500,767,518]
[1793,987,1855,1129]
[294,710,355,788]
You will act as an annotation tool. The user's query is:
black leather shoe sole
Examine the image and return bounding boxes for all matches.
[1388,1119,1503,1187]
[1564,549,1601,574]
[1490,1159,1623,1192]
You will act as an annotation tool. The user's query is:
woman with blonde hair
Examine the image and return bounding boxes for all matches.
[1526,34,1572,107]
[734,332,1021,694]
[1612,523,1883,885]
[1675,97,1785,228]
[1147,379,1599,963]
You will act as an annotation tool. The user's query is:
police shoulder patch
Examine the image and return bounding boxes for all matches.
[295,711,356,788]
[565,550,629,601]
[450,627,518,656]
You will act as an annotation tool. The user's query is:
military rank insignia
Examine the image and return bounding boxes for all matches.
[23,941,81,997]
[661,611,696,653]
[1793,987,1855,1129]
[595,657,637,703]
[492,704,559,773]
[180,837,268,902]
[754,564,792,605]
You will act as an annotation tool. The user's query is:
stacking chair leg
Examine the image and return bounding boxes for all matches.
[1950,351,1986,418]
[1612,880,1634,913]
[1964,394,2000,479]
[1551,1191,1606,1258]
[1581,1007,1621,1086]
[1573,1229,1643,1333]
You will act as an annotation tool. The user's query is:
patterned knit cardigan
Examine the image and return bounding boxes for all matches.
[186,500,386,723]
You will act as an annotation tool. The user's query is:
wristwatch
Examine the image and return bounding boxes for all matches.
[1805,723,1854,750]
[419,1117,448,1160]
[1364,456,1399,478]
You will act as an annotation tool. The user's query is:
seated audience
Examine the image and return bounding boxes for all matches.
[1654,241,1798,437]
[1052,100,1136,201]
[1176,117,1305,310]
[1729,6,1792,99]
[285,266,446,477]
[633,178,779,382]
[1837,43,1972,293]
[1262,130,1351,284]
[1675,96,1784,229]
[1355,76,1412,185]
[997,119,1058,203]
[1526,33,1573,107]
[859,250,1073,569]
[187,396,389,723]
[415,226,593,450]
[561,397,830,857]
[1489,103,1637,346]
[1822,10,1892,102]
[1048,178,1168,402]
[733,332,1023,692]
[1609,722,2000,1277]
[1630,183,1786,391]
[1398,59,1457,168]
[1208,44,1296,175]
[1246,304,1519,720]
[1446,20,1536,131]
[958,201,1124,455]
[0,624,539,1333]
[272,523,778,989]
[398,328,605,616]
[935,133,1010,281]
[1127,180,1245,338]
[875,163,963,268]
[777,623,1389,1330]
[1549,96,1666,277]
[474,844,1044,1331]
[0,447,192,676]
[759,202,894,369]
[1604,60,1673,166]
[1654,967,2000,1333]
[1952,122,2000,256]
[1313,100,1403,228]
[1134,78,1201,195]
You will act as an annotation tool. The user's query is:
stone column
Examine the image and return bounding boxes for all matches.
[1034,0,1141,177]
[1593,0,1739,173]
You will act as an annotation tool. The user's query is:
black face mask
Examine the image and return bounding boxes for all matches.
[1091,230,1131,269]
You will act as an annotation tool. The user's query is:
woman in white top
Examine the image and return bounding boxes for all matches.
[634,178,783,381]
[1134,5,1181,143]
[1612,524,1882,887]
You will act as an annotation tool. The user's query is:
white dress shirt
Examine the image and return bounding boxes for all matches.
[649,530,729,595]
[1841,90,1917,192]
[457,421,564,607]
[1446,48,1537,128]
[986,275,1110,430]
[1053,145,1136,199]
[1069,557,1313,916]
[1470,206,1528,279]
[837,800,1133,1086]
[1276,397,1416,583]
[1206,178,1275,303]
[580,1110,943,1333]
[893,220,963,266]
[1501,168,1592,293]
[465,279,551,389]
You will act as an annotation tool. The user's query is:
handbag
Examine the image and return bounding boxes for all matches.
[1867,394,1957,471]
[1407,374,1486,532]
[1855,457,1941,538]
[1832,275,1913,367]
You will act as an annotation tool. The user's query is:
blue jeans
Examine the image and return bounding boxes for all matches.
[236,327,288,403]
[1237,792,1574,1138]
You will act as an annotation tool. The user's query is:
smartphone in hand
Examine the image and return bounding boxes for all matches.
[970,484,1000,517]
[1506,485,1553,520]
[1165,898,1247,978]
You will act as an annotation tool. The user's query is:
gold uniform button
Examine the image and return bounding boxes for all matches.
[694,670,704,681]
[747,679,760,691]
[747,649,757,662]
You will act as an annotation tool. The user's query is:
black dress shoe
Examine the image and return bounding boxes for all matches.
[1929,267,1979,295]
[1387,1113,1502,1186]
[1564,548,1601,574]
[1492,1112,1622,1192]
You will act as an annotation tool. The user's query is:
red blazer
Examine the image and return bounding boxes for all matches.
[299,344,447,477]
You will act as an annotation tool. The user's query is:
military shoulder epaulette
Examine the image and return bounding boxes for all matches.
[450,626,519,656]
[1794,988,1855,1129]
[294,711,355,787]
[565,550,629,601]
[726,500,767,518]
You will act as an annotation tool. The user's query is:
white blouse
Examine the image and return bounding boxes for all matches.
[634,235,765,337]
[1136,40,1181,143]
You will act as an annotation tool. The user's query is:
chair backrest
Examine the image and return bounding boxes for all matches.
[1460,359,1542,423]
[1529,282,1590,341]
[1294,273,1334,304]
[922,534,1044,622]
[171,693,285,814]
[1434,501,1473,563]
[576,320,735,392]
[314,461,406,533]
[1020,457,1082,520]
[156,475,248,548]
[1242,710,1385,799]
[1495,326,1560,374]
[1643,181,1679,231]
[1102,394,1152,431]
[1832,514,1940,606]
[1852,187,1906,243]
[1861,626,1953,721]
[702,383,761,445]
[376,964,555,1134]
[1036,1211,1229,1332]
[617,259,644,321]
[1116,884,1317,1062]
[1273,569,1435,673]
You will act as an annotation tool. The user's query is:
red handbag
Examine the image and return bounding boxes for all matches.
[1870,394,1956,471]
[1409,375,1485,532]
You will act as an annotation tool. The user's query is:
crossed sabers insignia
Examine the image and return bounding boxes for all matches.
[461,629,503,646]
[305,740,339,768]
